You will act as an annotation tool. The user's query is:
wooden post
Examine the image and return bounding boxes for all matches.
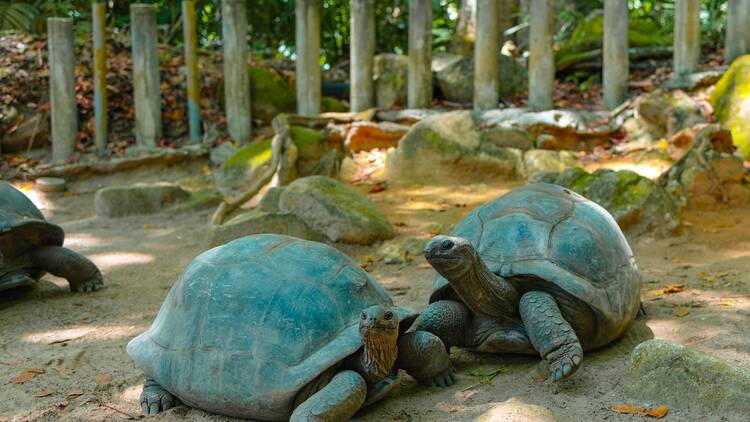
[183,0,202,142]
[350,0,375,112]
[673,0,700,77]
[48,18,78,162]
[296,0,321,116]
[726,0,750,64]
[130,4,162,147]
[92,2,108,154]
[499,0,519,45]
[474,0,500,110]
[528,0,554,111]
[408,0,433,109]
[603,0,629,109]
[222,0,251,143]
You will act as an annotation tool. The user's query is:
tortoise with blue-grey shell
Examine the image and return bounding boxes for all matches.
[415,183,641,381]
[127,234,454,421]
[0,181,102,292]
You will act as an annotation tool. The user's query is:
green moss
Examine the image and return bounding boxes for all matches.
[709,55,750,159]
[321,96,348,113]
[249,66,297,119]
[223,139,273,169]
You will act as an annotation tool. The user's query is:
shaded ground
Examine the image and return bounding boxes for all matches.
[2,164,750,421]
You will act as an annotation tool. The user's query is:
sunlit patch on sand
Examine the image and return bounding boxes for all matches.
[89,252,155,269]
[119,384,143,402]
[22,324,141,343]
[10,183,59,213]
[64,233,104,249]
[475,397,557,421]
[585,160,669,179]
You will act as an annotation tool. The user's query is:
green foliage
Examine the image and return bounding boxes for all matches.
[0,2,38,32]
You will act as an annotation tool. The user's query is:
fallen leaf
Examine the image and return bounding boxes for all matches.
[66,390,84,398]
[34,391,52,398]
[719,300,734,307]
[644,405,669,418]
[12,372,36,384]
[369,184,387,193]
[47,339,72,345]
[657,138,668,151]
[675,309,690,317]
[468,368,506,378]
[611,404,646,414]
[671,257,685,264]
[416,263,432,269]
[143,224,155,229]
[202,165,212,176]
[22,368,45,374]
[95,373,112,384]
[651,284,685,297]
[532,373,548,383]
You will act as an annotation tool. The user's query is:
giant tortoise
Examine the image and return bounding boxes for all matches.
[0,181,102,292]
[415,183,641,381]
[127,234,454,421]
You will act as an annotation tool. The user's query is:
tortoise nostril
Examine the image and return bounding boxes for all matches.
[440,239,454,251]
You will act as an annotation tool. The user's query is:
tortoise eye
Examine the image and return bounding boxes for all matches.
[361,313,367,320]
[383,311,394,320]
[440,239,454,250]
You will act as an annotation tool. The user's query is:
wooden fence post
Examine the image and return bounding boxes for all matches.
[603,0,629,109]
[528,0,554,111]
[92,2,108,154]
[222,0,252,143]
[296,0,322,116]
[48,18,78,161]
[350,0,375,112]
[130,4,162,147]
[408,0,433,108]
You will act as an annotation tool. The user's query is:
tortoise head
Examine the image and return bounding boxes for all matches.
[359,305,399,337]
[424,235,475,280]
[358,305,399,381]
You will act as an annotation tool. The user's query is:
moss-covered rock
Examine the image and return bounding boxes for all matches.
[709,55,750,159]
[626,339,750,416]
[523,149,578,177]
[374,54,408,109]
[544,168,680,237]
[289,125,345,177]
[385,110,524,183]
[278,176,394,244]
[321,96,348,113]
[434,54,527,103]
[213,139,273,197]
[636,90,707,139]
[209,209,323,247]
[95,182,192,218]
[248,66,297,122]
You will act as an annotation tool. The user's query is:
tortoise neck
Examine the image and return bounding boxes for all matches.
[450,249,519,319]
[359,328,398,383]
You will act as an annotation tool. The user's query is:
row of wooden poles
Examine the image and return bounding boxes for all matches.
[45,0,750,163]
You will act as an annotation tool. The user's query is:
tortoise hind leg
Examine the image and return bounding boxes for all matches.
[519,291,583,381]
[290,370,367,422]
[140,379,179,415]
[26,246,103,292]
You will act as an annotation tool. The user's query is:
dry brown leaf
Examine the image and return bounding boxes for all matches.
[47,338,72,345]
[672,257,685,264]
[34,391,52,398]
[12,372,36,384]
[611,404,646,414]
[66,390,84,398]
[531,373,548,383]
[719,300,735,307]
[644,405,669,418]
[22,368,45,374]
[675,309,690,317]
[95,373,112,384]
[416,263,432,269]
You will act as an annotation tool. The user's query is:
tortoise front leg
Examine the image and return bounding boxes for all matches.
[396,330,455,387]
[290,370,367,422]
[409,300,471,349]
[26,246,103,292]
[140,379,179,415]
[519,291,583,381]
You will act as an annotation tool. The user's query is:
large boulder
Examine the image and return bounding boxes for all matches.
[213,140,273,197]
[710,55,750,159]
[626,339,750,416]
[658,124,750,208]
[636,90,707,139]
[433,54,527,103]
[538,168,681,237]
[288,124,345,178]
[523,149,578,177]
[386,110,524,183]
[95,182,192,218]
[374,54,408,110]
[209,209,323,247]
[278,176,394,244]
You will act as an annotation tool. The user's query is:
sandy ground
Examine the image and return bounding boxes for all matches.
[2,163,750,422]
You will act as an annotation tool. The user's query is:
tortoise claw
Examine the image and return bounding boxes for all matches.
[70,276,103,293]
[546,343,583,381]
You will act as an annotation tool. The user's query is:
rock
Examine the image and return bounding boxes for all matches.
[1,110,49,152]
[345,121,408,152]
[209,210,323,247]
[534,134,558,150]
[213,140,273,197]
[248,66,296,123]
[168,188,223,214]
[278,176,394,245]
[433,54,527,103]
[658,124,750,208]
[35,177,67,193]
[210,142,238,166]
[373,54,408,109]
[477,398,558,422]
[376,237,428,265]
[636,90,707,138]
[662,68,726,91]
[710,55,750,159]
[386,110,524,184]
[479,108,613,151]
[321,96,348,113]
[375,108,443,125]
[258,186,285,213]
[546,168,681,237]
[523,150,578,177]
[289,125,345,178]
[626,339,750,416]
[95,182,192,218]
[480,126,533,150]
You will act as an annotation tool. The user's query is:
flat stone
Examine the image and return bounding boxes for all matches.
[523,150,578,178]
[626,339,750,416]
[278,176,394,245]
[95,182,192,218]
[209,210,323,247]
[35,177,67,193]
[345,121,408,152]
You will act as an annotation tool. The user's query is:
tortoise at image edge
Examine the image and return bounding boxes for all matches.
[127,234,455,421]
[416,182,642,381]
[0,181,103,293]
